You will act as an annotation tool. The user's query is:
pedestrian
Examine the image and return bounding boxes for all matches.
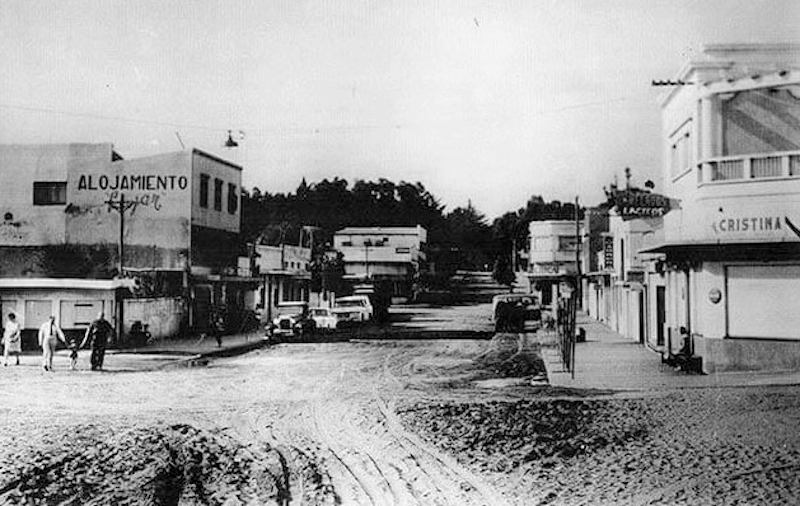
[38,315,65,372]
[210,312,225,348]
[66,332,81,371]
[495,301,510,332]
[82,312,114,371]
[2,313,21,366]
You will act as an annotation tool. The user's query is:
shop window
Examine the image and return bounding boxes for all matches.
[199,174,209,208]
[214,178,223,211]
[33,182,66,205]
[227,183,238,214]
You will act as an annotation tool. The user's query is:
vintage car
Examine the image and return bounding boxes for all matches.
[491,293,542,332]
[310,307,338,330]
[267,301,316,338]
[331,295,374,323]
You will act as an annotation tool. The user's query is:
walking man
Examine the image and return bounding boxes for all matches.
[38,315,65,372]
[82,312,113,371]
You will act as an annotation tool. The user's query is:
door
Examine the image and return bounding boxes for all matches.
[638,290,646,344]
[656,286,665,346]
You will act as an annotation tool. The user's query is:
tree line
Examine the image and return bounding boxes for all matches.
[240,178,583,287]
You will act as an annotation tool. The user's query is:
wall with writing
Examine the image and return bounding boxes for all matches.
[66,151,192,270]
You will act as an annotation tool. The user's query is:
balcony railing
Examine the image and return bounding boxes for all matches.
[698,150,800,184]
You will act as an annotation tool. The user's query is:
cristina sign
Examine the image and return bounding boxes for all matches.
[613,190,671,220]
[77,174,188,192]
[711,216,784,234]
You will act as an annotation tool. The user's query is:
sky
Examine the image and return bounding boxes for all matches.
[1,0,799,219]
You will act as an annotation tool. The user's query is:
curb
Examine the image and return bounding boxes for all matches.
[159,339,270,370]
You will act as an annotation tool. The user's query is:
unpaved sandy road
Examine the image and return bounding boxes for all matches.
[0,335,521,505]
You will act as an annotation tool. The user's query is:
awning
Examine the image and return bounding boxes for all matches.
[584,270,614,277]
[0,278,135,290]
[639,240,800,262]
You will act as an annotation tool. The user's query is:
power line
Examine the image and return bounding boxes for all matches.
[0,102,228,132]
[0,94,650,136]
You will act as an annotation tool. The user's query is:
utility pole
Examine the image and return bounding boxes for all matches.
[575,195,582,310]
[105,193,136,343]
[364,239,371,279]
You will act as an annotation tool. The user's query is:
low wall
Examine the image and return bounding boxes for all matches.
[123,297,185,341]
[696,336,800,373]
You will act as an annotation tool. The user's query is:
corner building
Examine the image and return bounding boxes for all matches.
[0,143,250,345]
[645,44,800,372]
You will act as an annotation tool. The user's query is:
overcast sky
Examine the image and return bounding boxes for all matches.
[1,0,798,219]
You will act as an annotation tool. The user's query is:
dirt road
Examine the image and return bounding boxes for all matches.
[2,305,800,505]
[0,322,528,505]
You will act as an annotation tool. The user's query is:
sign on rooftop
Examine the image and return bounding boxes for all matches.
[612,189,672,220]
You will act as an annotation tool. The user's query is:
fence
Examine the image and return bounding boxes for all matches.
[556,296,577,378]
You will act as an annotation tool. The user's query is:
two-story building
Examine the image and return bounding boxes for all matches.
[642,43,800,372]
[527,220,581,307]
[0,143,250,344]
[333,225,427,300]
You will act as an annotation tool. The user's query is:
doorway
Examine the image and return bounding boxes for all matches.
[638,290,646,344]
[656,286,665,346]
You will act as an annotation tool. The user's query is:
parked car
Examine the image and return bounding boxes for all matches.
[491,293,542,332]
[310,307,338,331]
[332,295,374,324]
[268,301,316,338]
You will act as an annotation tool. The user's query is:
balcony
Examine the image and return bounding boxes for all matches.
[698,150,800,184]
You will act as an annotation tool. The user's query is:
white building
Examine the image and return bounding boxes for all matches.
[238,243,313,322]
[333,226,427,299]
[606,208,663,345]
[527,220,581,307]
[643,43,800,372]
[0,143,249,345]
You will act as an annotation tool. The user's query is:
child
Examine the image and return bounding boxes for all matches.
[67,333,81,370]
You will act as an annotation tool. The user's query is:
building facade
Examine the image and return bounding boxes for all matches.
[0,143,249,344]
[527,220,581,307]
[333,226,427,300]
[239,243,313,322]
[645,43,800,372]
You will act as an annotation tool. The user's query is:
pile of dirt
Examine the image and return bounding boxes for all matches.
[473,333,547,379]
[398,398,650,473]
[0,423,336,505]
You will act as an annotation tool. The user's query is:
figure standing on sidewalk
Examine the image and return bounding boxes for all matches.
[38,316,65,372]
[3,313,21,366]
[210,311,225,348]
[82,312,113,371]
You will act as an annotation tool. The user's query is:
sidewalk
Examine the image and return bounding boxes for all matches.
[539,313,800,393]
[5,331,267,373]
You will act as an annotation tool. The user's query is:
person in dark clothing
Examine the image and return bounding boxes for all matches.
[81,312,114,371]
[495,301,510,332]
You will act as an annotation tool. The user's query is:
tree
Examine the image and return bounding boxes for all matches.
[309,247,345,295]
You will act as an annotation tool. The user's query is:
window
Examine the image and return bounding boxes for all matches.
[342,241,353,247]
[33,182,66,205]
[227,183,238,214]
[200,174,209,208]
[727,265,800,339]
[395,247,411,254]
[558,235,577,252]
[669,125,692,179]
[214,178,223,211]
